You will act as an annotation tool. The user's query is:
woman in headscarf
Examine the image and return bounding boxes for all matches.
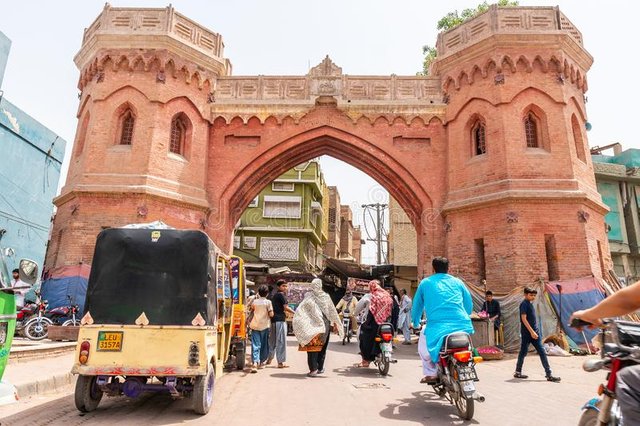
[335,283,358,335]
[353,280,394,367]
[293,278,343,377]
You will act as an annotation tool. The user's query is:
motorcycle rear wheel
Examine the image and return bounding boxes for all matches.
[377,356,390,376]
[24,317,53,340]
[453,381,474,420]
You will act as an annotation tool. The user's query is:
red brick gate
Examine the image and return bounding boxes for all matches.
[47,4,610,292]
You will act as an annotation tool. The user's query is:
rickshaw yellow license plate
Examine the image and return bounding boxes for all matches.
[97,331,123,351]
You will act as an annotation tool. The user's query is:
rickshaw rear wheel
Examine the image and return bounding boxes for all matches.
[235,343,246,370]
[75,375,103,412]
[193,363,215,415]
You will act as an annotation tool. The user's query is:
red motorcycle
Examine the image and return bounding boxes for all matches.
[572,319,640,426]
[47,296,80,326]
[22,293,52,341]
[15,303,38,336]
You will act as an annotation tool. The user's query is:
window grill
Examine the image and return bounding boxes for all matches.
[524,113,539,148]
[473,122,486,155]
[170,116,186,154]
[120,111,134,145]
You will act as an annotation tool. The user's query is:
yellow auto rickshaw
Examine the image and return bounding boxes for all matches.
[72,228,237,414]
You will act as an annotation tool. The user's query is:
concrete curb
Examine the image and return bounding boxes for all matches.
[14,372,75,400]
[9,343,76,363]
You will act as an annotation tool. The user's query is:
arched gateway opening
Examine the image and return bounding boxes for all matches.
[47,5,612,294]
[207,103,439,276]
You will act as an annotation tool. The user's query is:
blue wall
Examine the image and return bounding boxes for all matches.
[0,31,66,274]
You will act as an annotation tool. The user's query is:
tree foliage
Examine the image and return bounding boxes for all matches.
[419,0,519,75]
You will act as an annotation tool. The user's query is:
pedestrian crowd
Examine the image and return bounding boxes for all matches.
[244,258,570,385]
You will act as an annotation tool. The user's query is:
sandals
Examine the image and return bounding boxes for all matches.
[513,372,528,379]
[277,363,290,369]
[353,361,370,368]
[420,376,437,384]
[307,370,318,377]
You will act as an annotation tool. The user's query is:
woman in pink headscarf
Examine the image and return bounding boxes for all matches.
[353,280,394,367]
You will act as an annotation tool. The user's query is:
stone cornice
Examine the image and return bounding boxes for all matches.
[442,189,608,215]
[54,185,209,210]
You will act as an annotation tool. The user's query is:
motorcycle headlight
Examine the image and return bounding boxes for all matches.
[0,322,8,345]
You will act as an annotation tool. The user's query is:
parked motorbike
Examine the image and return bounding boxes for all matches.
[342,311,352,345]
[48,296,80,326]
[429,332,485,421]
[23,294,52,341]
[373,323,397,375]
[572,318,640,426]
[15,303,38,336]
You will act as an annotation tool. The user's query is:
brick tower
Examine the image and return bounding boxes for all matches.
[46,5,230,267]
[434,5,610,288]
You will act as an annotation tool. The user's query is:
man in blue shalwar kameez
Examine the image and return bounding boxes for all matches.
[411,257,474,382]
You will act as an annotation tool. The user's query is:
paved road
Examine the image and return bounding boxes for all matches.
[0,336,600,425]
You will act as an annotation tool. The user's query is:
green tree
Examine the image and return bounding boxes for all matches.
[419,0,519,75]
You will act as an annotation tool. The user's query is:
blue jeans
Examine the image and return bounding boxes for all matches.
[251,328,270,364]
[268,321,287,363]
[515,330,552,377]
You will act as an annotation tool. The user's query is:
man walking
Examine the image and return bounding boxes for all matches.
[397,289,413,344]
[514,287,561,382]
[268,280,295,368]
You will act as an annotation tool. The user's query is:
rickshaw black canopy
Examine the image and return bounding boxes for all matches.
[85,228,216,325]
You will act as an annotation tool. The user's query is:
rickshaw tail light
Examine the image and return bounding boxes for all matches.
[381,333,393,342]
[79,341,90,364]
[453,351,472,363]
[188,342,200,367]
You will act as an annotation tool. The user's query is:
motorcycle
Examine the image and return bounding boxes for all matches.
[47,296,80,326]
[430,332,485,421]
[23,294,53,341]
[373,323,397,375]
[341,311,352,345]
[15,302,38,336]
[572,319,640,426]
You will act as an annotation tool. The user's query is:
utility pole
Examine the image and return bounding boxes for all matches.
[362,203,388,265]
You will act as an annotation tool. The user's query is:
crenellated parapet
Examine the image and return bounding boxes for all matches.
[211,55,446,125]
[434,5,592,95]
[75,3,231,91]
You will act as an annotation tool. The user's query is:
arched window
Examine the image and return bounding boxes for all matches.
[119,109,135,145]
[572,114,586,162]
[472,121,486,155]
[524,112,539,148]
[170,114,188,155]
[75,112,90,156]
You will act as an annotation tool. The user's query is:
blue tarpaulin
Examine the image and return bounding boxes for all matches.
[546,277,605,347]
[41,264,90,317]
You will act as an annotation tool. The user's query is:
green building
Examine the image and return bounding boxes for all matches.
[592,146,640,283]
[233,160,328,274]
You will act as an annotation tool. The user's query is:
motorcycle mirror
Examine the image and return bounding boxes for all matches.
[18,258,38,285]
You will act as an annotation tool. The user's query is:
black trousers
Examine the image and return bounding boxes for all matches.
[308,328,330,372]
